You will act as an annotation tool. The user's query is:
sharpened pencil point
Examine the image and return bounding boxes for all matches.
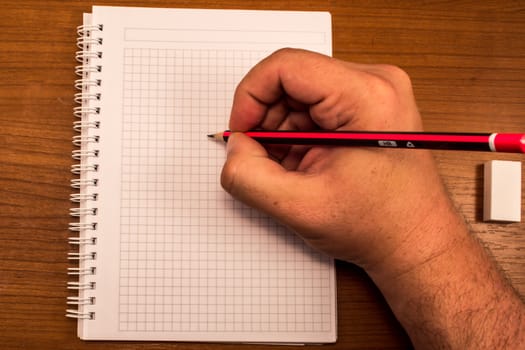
[207,132,224,142]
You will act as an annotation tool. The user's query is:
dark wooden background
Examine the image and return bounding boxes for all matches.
[1,1,524,349]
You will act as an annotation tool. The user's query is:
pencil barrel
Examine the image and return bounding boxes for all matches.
[221,131,495,152]
[245,137,493,151]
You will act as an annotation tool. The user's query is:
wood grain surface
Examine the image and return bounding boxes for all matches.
[1,1,524,349]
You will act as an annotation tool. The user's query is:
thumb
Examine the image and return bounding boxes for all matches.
[220,132,301,219]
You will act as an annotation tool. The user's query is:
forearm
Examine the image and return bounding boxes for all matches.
[368,198,525,349]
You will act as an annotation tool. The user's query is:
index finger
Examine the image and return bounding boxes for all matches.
[229,48,366,131]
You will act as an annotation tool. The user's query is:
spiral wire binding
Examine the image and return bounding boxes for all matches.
[66,22,103,321]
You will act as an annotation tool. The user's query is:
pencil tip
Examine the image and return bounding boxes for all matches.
[207,131,225,142]
[207,132,222,141]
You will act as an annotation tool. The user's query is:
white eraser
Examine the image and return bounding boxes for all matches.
[483,160,521,222]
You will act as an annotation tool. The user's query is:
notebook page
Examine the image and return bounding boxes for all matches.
[81,6,335,342]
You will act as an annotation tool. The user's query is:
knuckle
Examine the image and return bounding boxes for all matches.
[365,73,398,103]
[364,65,413,102]
[377,64,413,89]
[271,47,299,58]
[220,159,238,195]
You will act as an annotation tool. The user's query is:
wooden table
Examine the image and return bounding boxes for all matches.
[1,1,524,349]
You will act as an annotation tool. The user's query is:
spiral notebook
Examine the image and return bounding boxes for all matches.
[68,6,335,343]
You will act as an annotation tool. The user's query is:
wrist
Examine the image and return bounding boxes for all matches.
[365,190,469,287]
[365,198,525,349]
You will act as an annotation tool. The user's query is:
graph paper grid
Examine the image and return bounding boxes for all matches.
[119,48,334,334]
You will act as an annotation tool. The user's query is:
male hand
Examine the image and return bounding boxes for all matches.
[221,48,459,274]
[221,49,525,349]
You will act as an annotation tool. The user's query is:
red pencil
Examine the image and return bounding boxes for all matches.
[208,130,525,153]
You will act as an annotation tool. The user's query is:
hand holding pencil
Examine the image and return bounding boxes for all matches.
[221,48,459,269]
[219,48,525,349]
